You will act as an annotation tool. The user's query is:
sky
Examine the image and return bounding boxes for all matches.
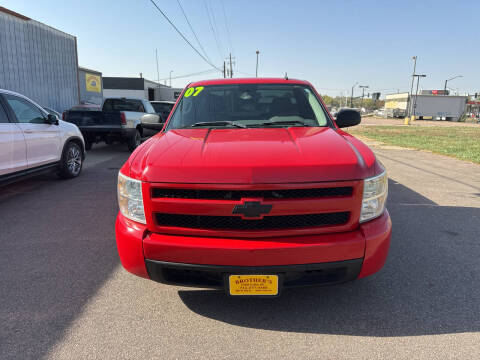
[2,0,479,98]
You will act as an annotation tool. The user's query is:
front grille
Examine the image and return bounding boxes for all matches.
[155,212,349,231]
[151,187,353,200]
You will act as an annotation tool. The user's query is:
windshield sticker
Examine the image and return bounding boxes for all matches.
[184,86,204,98]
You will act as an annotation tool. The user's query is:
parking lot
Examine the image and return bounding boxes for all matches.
[1,143,479,360]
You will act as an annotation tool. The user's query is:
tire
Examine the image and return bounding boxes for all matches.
[58,142,83,179]
[127,129,142,152]
[84,139,92,151]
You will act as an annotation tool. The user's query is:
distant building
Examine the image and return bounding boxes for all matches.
[385,93,409,118]
[0,6,79,112]
[102,77,182,102]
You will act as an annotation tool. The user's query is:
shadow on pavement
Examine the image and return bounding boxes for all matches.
[179,179,480,336]
[0,149,128,359]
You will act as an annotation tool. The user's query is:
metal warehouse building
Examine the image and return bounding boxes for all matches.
[0,6,79,112]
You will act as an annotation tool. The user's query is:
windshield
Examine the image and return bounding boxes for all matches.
[166,84,330,129]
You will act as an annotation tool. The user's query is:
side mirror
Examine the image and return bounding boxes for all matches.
[335,109,361,128]
[46,114,59,125]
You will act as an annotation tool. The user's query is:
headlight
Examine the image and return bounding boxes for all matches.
[118,172,146,224]
[360,171,388,223]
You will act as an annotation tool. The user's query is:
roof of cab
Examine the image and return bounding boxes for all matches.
[189,77,311,87]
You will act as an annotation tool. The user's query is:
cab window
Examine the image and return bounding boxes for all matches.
[143,101,156,114]
[103,99,144,112]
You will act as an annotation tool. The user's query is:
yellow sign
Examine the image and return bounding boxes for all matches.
[229,275,278,296]
[85,73,101,93]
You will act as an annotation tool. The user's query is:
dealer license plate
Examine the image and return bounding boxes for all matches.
[228,275,278,296]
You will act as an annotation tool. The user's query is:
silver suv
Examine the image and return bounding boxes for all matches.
[0,89,85,184]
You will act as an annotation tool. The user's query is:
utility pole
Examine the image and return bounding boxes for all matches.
[350,82,358,107]
[225,54,235,78]
[256,50,260,77]
[359,85,369,108]
[408,56,417,117]
[223,61,226,78]
[413,74,427,120]
[169,70,173,87]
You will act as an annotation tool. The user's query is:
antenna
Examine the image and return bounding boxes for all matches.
[155,49,160,85]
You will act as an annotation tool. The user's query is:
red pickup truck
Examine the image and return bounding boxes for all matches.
[115,78,391,296]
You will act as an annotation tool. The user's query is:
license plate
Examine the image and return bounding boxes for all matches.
[228,275,278,296]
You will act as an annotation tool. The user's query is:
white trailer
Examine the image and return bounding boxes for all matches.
[385,93,467,121]
[413,95,467,121]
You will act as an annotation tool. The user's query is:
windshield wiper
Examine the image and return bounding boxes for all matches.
[189,121,246,128]
[258,120,312,127]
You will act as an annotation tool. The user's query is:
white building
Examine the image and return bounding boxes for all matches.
[102,77,182,102]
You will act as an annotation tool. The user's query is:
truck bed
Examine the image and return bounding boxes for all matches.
[65,110,123,128]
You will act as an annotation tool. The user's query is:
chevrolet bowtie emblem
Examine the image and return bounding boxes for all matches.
[232,200,273,219]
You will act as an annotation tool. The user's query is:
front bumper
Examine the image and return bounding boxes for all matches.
[115,210,392,286]
[145,259,363,290]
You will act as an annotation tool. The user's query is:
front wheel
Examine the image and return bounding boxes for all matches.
[58,142,83,179]
[127,130,142,152]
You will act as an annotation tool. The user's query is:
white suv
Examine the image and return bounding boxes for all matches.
[0,89,85,184]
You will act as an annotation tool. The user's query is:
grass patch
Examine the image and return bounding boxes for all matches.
[347,126,480,164]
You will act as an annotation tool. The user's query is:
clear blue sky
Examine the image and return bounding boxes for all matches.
[2,0,479,97]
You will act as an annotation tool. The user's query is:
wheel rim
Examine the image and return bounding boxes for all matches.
[66,145,82,175]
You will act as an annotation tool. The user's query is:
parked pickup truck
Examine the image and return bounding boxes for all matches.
[115,78,392,297]
[64,98,161,151]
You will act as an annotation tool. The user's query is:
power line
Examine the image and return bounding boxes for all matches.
[236,69,254,77]
[203,0,223,61]
[220,0,234,55]
[315,87,349,91]
[208,0,223,54]
[176,0,211,63]
[148,0,221,71]
[157,69,217,81]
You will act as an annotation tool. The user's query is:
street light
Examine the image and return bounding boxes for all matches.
[413,74,426,119]
[255,50,260,77]
[350,82,358,107]
[408,56,417,117]
[169,70,173,87]
[444,75,462,94]
[359,85,369,108]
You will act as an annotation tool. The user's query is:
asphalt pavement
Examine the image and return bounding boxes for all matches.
[1,142,479,360]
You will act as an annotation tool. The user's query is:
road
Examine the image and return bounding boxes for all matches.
[1,143,479,359]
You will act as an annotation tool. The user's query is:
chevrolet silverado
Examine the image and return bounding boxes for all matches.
[115,78,391,296]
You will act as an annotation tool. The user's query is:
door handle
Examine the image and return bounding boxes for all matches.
[24,129,34,133]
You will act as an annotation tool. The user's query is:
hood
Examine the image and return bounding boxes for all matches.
[130,127,376,183]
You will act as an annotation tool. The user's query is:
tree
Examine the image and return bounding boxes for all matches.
[322,95,334,106]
